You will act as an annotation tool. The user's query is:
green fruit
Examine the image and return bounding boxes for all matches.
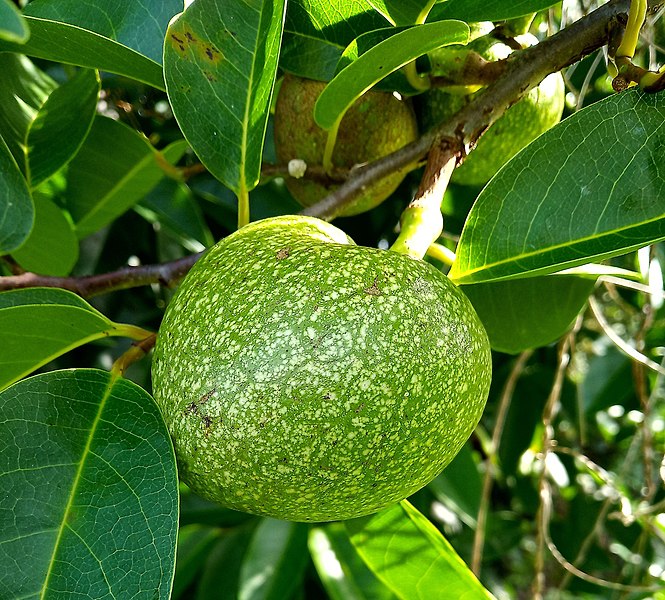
[420,34,565,186]
[152,215,491,522]
[274,75,418,216]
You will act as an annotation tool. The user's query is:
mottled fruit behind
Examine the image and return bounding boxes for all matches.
[274,75,418,216]
[419,33,565,186]
[152,216,491,522]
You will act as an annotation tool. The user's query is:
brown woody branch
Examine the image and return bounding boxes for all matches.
[302,0,653,220]
[0,253,202,298]
[0,0,654,298]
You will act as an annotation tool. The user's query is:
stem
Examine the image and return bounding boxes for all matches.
[237,184,250,228]
[426,243,456,266]
[322,117,341,175]
[616,0,647,58]
[416,0,436,24]
[471,350,533,575]
[111,333,157,377]
[403,61,431,91]
[390,142,455,260]
[113,323,156,341]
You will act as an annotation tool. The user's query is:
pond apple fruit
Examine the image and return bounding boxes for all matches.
[152,216,491,522]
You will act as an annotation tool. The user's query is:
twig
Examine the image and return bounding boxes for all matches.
[0,253,202,298]
[471,350,533,576]
[302,0,651,221]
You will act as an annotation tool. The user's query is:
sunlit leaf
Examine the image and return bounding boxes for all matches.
[0,287,145,390]
[313,21,469,129]
[450,90,665,284]
[346,501,494,599]
[429,0,560,22]
[164,0,286,196]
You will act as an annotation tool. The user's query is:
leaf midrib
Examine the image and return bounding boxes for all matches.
[39,373,117,599]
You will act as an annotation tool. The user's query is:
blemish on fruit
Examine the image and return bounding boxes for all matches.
[275,247,291,260]
[363,277,382,296]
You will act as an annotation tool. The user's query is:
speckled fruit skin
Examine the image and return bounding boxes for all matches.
[274,75,418,216]
[419,35,565,186]
[152,216,491,522]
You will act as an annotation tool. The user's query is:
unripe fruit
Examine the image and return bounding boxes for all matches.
[274,75,418,216]
[152,216,491,522]
[420,33,565,186]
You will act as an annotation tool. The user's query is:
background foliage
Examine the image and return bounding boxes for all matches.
[1,0,665,599]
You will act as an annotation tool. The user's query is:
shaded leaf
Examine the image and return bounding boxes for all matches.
[66,116,187,238]
[238,518,309,600]
[138,178,213,251]
[450,90,665,284]
[0,0,29,42]
[0,369,178,599]
[367,0,433,26]
[173,525,222,599]
[428,444,482,527]
[0,17,165,89]
[0,135,33,253]
[0,287,144,390]
[309,523,397,600]
[23,0,181,64]
[0,53,55,173]
[429,0,560,22]
[12,191,78,276]
[26,68,100,187]
[314,20,469,129]
[196,524,258,600]
[164,0,286,196]
[461,275,595,354]
[345,501,494,599]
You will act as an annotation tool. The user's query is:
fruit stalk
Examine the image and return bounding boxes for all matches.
[237,185,250,228]
[390,140,455,260]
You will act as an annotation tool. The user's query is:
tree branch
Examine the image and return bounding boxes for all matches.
[0,253,202,298]
[301,0,645,221]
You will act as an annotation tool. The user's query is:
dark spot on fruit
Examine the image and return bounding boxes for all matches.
[364,277,382,296]
[185,402,198,415]
[275,247,291,260]
[200,388,216,404]
[323,393,331,400]
[202,415,213,432]
[355,402,365,413]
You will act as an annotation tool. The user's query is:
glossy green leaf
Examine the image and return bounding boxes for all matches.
[346,501,494,600]
[0,0,29,42]
[238,518,309,600]
[66,116,187,238]
[429,0,560,22]
[450,90,665,284]
[309,523,397,600]
[12,192,78,276]
[313,20,469,129]
[461,275,595,354]
[0,135,33,254]
[23,0,181,65]
[280,0,389,81]
[0,17,165,89]
[0,53,55,172]
[428,444,482,527]
[26,68,99,187]
[164,0,286,196]
[367,0,433,26]
[0,287,143,390]
[0,369,178,599]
